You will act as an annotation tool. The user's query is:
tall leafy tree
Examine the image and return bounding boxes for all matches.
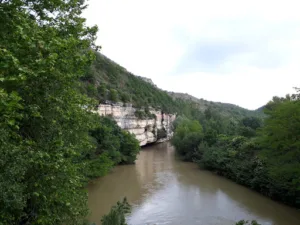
[1,0,98,224]
[259,95,300,205]
[171,118,203,161]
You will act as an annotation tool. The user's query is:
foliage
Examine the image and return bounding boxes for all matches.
[199,127,299,207]
[238,116,262,138]
[0,0,100,224]
[238,126,256,138]
[200,136,263,186]
[201,108,262,138]
[258,96,300,206]
[171,118,203,161]
[119,131,140,164]
[134,109,146,119]
[241,117,262,130]
[82,152,114,180]
[89,116,140,167]
[169,92,265,121]
[134,109,156,119]
[172,89,300,208]
[203,128,218,146]
[109,89,119,102]
[0,1,140,224]
[101,198,131,225]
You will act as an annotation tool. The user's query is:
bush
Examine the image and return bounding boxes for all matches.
[101,198,131,225]
[83,153,114,179]
[109,89,119,102]
[88,116,140,166]
[171,118,203,161]
[134,110,146,119]
[200,131,300,208]
[119,131,140,164]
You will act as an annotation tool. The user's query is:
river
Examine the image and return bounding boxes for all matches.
[87,142,300,225]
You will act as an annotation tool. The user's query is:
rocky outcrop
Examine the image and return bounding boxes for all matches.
[97,103,176,146]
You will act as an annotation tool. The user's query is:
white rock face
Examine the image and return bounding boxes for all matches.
[97,104,176,146]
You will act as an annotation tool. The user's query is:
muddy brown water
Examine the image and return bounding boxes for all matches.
[87,142,300,225]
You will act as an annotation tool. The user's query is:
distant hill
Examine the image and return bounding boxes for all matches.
[255,105,266,113]
[168,92,265,119]
[81,52,264,120]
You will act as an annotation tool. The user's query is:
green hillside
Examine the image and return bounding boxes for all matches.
[81,52,264,121]
[81,52,201,117]
[168,92,265,119]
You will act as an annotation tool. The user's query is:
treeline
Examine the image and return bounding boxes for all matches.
[172,89,300,208]
[169,92,264,121]
[1,1,140,224]
[82,116,140,180]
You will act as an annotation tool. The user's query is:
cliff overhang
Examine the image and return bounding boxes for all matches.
[97,103,176,146]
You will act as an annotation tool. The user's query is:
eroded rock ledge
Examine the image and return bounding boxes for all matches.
[97,103,176,146]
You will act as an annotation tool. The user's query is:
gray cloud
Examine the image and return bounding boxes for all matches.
[84,0,300,109]
[171,19,300,75]
[173,40,249,74]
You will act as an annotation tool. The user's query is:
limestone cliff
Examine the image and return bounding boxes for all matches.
[97,103,176,146]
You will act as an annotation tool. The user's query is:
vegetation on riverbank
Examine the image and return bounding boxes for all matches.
[0,1,139,224]
[172,89,300,208]
[100,198,131,225]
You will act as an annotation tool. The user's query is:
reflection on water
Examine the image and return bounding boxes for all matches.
[87,142,300,225]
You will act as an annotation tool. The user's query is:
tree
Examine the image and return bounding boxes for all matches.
[110,89,118,102]
[238,126,256,138]
[171,119,203,161]
[119,131,140,164]
[101,198,131,225]
[291,87,300,100]
[98,83,107,100]
[1,0,98,224]
[258,99,300,206]
[89,116,140,165]
[203,128,218,146]
[241,116,262,130]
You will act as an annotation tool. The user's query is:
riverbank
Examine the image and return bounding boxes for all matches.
[87,142,300,225]
[171,104,300,210]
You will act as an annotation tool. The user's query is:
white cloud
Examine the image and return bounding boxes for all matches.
[83,0,300,109]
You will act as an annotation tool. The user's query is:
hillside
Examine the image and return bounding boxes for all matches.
[168,92,264,119]
[81,52,201,118]
[81,52,264,120]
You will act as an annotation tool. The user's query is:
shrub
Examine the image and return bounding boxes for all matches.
[101,198,131,225]
[171,118,203,161]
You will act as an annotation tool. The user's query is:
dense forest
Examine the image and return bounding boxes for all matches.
[1,1,140,224]
[168,92,264,119]
[172,89,300,208]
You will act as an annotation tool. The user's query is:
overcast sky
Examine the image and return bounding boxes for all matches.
[83,0,300,110]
